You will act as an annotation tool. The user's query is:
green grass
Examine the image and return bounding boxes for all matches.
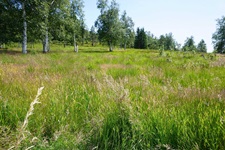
[0,44,224,149]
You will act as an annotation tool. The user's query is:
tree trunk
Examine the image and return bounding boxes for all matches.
[76,45,79,52]
[43,18,49,53]
[74,33,78,52]
[64,41,66,48]
[22,1,27,54]
[82,38,84,46]
[31,41,34,49]
[92,38,94,46]
[109,42,113,52]
[43,30,49,53]
[124,43,127,50]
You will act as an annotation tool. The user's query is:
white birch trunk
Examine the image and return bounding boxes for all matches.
[74,34,78,53]
[92,39,94,46]
[109,42,113,52]
[43,18,49,53]
[22,2,27,54]
[76,45,79,53]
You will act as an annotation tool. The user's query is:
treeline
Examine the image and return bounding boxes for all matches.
[1,0,225,53]
[134,28,207,52]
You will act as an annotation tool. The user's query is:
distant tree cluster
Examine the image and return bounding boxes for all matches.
[180,36,205,52]
[134,29,178,51]
[134,29,207,52]
[132,26,207,52]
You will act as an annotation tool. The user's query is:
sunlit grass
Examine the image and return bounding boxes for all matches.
[0,44,224,149]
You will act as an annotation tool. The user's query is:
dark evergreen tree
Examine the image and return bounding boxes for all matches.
[182,36,197,51]
[134,27,147,49]
[197,39,207,52]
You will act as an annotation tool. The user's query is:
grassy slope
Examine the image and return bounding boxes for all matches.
[0,44,224,149]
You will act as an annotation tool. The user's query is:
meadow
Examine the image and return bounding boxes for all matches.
[0,44,224,149]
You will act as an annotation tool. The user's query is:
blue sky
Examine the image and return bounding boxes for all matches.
[83,0,225,52]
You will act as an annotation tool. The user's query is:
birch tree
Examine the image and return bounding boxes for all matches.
[41,1,52,53]
[21,1,27,53]
[0,0,39,53]
[95,0,122,51]
[70,0,85,52]
[120,11,134,50]
[51,0,71,47]
[35,0,59,53]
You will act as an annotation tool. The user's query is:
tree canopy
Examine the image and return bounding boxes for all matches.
[95,0,122,51]
[134,27,147,49]
[120,11,135,49]
[182,36,197,51]
[212,16,225,53]
[197,39,207,53]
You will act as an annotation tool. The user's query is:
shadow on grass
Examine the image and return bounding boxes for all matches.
[81,50,111,54]
[0,48,112,55]
[40,50,110,54]
[0,49,47,55]
[0,49,22,55]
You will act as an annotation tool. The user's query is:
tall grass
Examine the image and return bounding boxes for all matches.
[0,45,224,149]
[8,87,44,150]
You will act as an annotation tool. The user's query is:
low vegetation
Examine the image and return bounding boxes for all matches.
[0,45,224,149]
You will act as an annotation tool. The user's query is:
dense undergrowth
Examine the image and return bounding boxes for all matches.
[0,44,224,149]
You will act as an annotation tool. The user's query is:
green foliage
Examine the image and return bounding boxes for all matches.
[120,11,135,49]
[0,1,22,43]
[146,32,159,50]
[182,36,197,51]
[89,26,98,46]
[158,33,176,50]
[212,16,225,53]
[95,0,122,51]
[197,39,207,52]
[0,0,86,53]
[146,32,178,51]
